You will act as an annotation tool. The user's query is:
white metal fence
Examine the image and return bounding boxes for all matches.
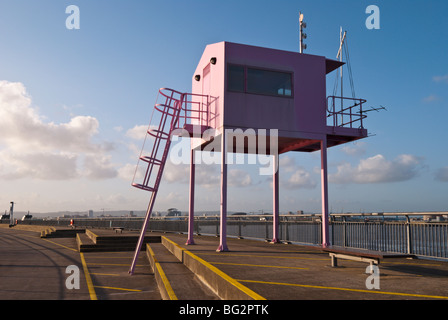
[7,213,447,260]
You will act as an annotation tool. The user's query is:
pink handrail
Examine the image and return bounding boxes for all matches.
[158,88,210,128]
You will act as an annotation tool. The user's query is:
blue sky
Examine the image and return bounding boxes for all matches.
[0,1,447,215]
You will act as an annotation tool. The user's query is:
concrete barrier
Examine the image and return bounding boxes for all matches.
[161,236,265,300]
[146,244,178,300]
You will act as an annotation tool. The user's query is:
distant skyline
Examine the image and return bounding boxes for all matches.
[0,1,447,215]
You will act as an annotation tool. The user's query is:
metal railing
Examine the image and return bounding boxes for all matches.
[327,96,367,129]
[157,88,213,130]
[7,212,447,260]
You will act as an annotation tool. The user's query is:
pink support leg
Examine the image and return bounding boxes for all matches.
[217,132,229,252]
[320,137,330,248]
[186,148,195,245]
[271,154,280,243]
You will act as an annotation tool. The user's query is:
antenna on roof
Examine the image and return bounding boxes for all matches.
[360,106,387,114]
[299,12,307,53]
[334,29,388,115]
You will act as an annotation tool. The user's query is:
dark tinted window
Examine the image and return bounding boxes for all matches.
[247,68,292,97]
[227,65,245,92]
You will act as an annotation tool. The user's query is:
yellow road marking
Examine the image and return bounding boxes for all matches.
[382,261,441,267]
[80,252,98,300]
[156,262,178,300]
[87,263,144,267]
[83,256,132,259]
[40,238,78,252]
[210,261,308,270]
[147,244,178,300]
[238,279,448,300]
[94,286,142,292]
[184,250,266,300]
[198,252,328,261]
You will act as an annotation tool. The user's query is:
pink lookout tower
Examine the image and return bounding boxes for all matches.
[129,40,369,274]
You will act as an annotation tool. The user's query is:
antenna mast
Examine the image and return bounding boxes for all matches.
[337,27,347,101]
[299,12,307,53]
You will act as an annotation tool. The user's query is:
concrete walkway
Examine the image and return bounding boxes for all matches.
[1,225,448,301]
[162,233,448,300]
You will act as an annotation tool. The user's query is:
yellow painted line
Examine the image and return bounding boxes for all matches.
[94,286,142,292]
[83,256,132,259]
[238,279,448,300]
[210,261,309,270]
[41,238,78,252]
[156,261,178,300]
[198,252,328,261]
[87,263,144,267]
[162,236,266,300]
[382,261,441,267]
[182,249,266,300]
[80,252,98,300]
[86,229,99,237]
[147,244,178,300]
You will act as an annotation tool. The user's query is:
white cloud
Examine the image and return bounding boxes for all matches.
[433,74,448,84]
[279,155,296,172]
[0,152,78,180]
[163,161,190,183]
[163,161,221,189]
[434,167,448,182]
[284,167,317,189]
[422,94,440,103]
[126,124,148,140]
[341,141,367,156]
[0,81,105,153]
[82,155,117,180]
[117,163,140,181]
[329,154,424,184]
[228,169,252,187]
[158,160,253,189]
[0,80,115,180]
[279,155,317,189]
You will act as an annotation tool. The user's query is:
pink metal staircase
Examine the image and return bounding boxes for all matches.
[129,88,209,274]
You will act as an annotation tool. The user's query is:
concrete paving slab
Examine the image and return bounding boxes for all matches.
[160,233,448,300]
[0,226,161,300]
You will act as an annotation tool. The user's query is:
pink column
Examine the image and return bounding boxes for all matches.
[320,137,330,248]
[186,148,195,245]
[217,131,229,252]
[271,154,280,243]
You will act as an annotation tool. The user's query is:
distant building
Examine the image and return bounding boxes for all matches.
[21,213,33,221]
[167,208,182,217]
[88,210,94,218]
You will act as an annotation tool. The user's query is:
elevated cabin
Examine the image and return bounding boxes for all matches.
[189,41,367,153]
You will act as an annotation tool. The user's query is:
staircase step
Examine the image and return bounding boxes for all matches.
[40,227,85,238]
[77,230,161,252]
[147,242,219,300]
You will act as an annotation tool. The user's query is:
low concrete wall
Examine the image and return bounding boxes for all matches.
[161,236,265,300]
[146,244,178,300]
